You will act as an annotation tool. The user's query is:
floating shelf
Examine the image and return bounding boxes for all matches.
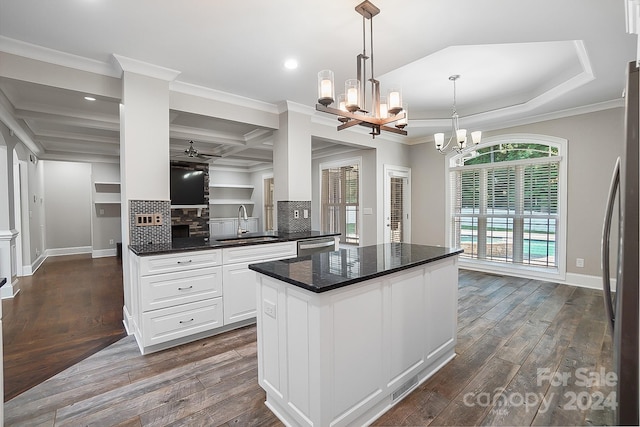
[94,182,121,192]
[209,199,254,205]
[209,184,254,189]
[171,205,208,209]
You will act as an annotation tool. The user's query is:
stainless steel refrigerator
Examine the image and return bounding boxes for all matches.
[602,60,639,426]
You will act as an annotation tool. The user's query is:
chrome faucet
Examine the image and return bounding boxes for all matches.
[237,204,248,234]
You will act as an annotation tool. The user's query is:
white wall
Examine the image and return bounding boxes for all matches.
[42,161,92,254]
[410,107,625,279]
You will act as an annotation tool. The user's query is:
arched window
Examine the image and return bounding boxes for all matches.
[446,134,567,281]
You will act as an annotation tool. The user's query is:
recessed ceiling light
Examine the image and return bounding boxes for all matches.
[84,96,96,101]
[284,59,298,70]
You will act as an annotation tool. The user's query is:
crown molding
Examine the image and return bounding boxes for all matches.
[0,36,120,78]
[171,81,279,114]
[111,54,181,81]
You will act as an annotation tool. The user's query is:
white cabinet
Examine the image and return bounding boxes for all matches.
[131,248,223,354]
[222,262,258,324]
[210,219,236,236]
[141,298,224,348]
[130,241,296,354]
[222,242,296,325]
[210,217,259,236]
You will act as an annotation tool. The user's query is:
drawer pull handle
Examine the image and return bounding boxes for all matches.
[177,285,193,291]
[177,260,193,264]
[179,318,195,324]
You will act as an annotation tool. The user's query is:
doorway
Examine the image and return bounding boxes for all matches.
[383,165,411,244]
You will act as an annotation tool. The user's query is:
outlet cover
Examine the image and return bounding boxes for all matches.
[576,258,584,268]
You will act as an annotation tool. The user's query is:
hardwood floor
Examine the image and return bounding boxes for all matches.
[2,254,127,401]
[4,264,615,426]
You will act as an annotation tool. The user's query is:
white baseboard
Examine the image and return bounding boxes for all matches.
[564,272,614,291]
[461,265,611,291]
[46,246,92,257]
[0,277,20,299]
[92,248,117,258]
[22,252,47,276]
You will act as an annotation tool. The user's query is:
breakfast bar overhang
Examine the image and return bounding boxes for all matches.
[249,243,463,427]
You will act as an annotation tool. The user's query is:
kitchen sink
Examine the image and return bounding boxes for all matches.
[215,235,280,244]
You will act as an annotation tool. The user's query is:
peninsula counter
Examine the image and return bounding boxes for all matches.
[249,243,462,427]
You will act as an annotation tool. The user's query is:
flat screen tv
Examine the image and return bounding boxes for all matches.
[170,167,205,205]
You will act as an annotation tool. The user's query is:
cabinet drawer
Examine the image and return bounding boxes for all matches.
[141,266,222,311]
[140,249,221,275]
[222,241,296,264]
[141,298,223,346]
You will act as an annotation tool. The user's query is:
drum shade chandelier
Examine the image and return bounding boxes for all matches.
[315,1,407,139]
[435,74,482,154]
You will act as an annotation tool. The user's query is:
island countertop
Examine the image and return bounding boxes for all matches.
[129,230,340,256]
[249,242,463,293]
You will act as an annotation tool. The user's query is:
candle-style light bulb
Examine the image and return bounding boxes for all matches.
[317,70,335,107]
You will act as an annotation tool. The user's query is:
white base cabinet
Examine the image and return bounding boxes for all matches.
[222,242,297,325]
[130,241,296,354]
[255,256,459,427]
[210,217,259,236]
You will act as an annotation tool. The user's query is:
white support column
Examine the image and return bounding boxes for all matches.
[113,55,180,333]
[272,103,312,232]
[273,104,312,202]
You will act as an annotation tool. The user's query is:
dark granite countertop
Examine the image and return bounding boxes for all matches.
[129,230,340,256]
[248,243,463,293]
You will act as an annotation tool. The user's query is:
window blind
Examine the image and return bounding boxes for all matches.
[321,164,360,244]
[451,158,559,268]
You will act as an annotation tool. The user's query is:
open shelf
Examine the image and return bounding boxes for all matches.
[209,184,254,189]
[209,199,254,205]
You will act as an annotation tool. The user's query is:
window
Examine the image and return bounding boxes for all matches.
[320,160,360,245]
[448,135,567,279]
[263,176,274,231]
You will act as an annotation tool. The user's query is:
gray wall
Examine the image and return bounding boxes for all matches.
[91,162,121,253]
[410,107,625,278]
[43,161,92,251]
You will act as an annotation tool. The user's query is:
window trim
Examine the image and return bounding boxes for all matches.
[445,133,568,282]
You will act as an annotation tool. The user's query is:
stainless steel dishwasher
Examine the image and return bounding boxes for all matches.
[296,237,337,256]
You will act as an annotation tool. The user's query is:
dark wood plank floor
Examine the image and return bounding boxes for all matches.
[3,262,615,426]
[2,254,127,401]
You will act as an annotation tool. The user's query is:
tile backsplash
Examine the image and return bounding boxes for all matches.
[277,201,311,233]
[129,200,171,245]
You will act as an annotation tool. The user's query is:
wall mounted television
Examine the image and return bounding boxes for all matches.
[170,167,205,205]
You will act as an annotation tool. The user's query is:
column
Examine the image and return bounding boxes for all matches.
[273,104,313,233]
[113,55,180,333]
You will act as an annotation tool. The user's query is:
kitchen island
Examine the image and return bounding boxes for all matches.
[249,243,462,427]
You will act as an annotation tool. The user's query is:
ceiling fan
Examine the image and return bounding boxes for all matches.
[174,140,221,162]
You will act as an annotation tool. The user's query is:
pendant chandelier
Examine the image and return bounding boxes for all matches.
[434,75,481,154]
[316,1,407,139]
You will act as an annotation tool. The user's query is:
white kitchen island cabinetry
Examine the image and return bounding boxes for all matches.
[222,242,297,325]
[250,243,461,427]
[129,240,296,354]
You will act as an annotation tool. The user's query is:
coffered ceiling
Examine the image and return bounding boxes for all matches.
[0,0,636,166]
